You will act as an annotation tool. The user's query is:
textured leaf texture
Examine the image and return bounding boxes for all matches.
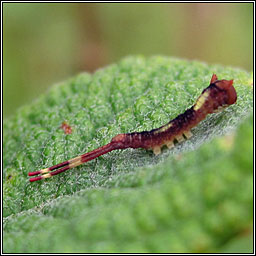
[3,56,253,253]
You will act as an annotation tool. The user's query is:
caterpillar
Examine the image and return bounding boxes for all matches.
[28,74,237,182]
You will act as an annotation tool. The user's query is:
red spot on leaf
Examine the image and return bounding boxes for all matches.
[60,121,72,134]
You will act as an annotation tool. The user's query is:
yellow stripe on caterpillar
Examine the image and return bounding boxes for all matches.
[154,122,173,134]
[42,173,52,179]
[194,91,210,111]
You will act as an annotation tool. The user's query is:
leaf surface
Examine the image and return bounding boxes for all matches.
[3,56,253,253]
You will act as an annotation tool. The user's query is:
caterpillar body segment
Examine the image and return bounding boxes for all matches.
[28,74,237,182]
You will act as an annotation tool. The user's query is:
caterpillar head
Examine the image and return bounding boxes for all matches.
[210,74,237,105]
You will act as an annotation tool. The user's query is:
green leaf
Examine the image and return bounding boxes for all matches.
[3,56,253,253]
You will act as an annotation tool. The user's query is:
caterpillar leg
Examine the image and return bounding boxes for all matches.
[153,146,161,156]
[183,130,192,139]
[166,140,174,149]
[175,134,185,143]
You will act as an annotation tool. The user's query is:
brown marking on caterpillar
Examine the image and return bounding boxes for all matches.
[60,121,72,134]
[28,74,237,182]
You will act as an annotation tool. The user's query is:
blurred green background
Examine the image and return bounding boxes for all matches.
[3,3,253,119]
